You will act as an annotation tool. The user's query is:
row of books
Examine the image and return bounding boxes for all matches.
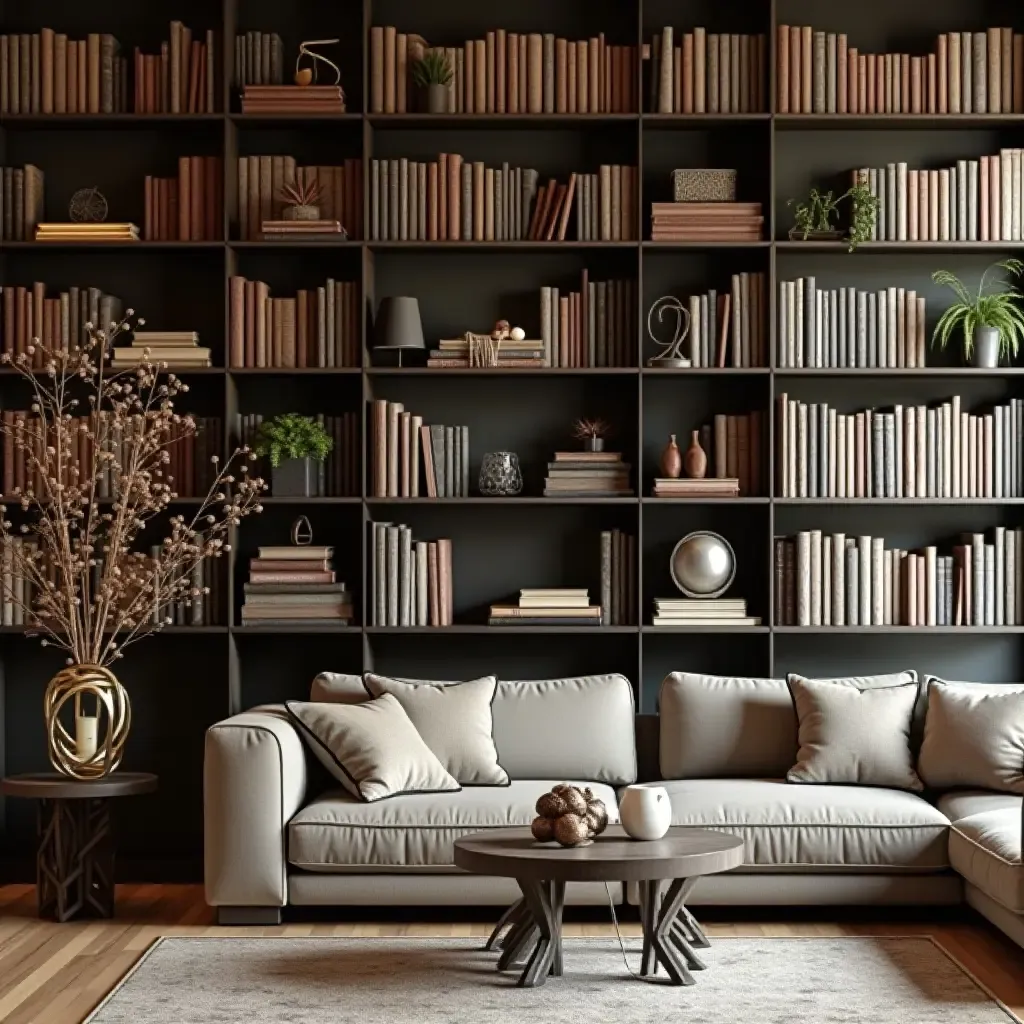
[778,26,1024,116]
[236,413,360,498]
[858,152,1024,243]
[111,330,211,369]
[1,412,222,499]
[368,158,639,242]
[489,588,602,627]
[775,529,1024,628]
[652,597,760,627]
[144,156,223,242]
[148,550,223,626]
[133,22,216,114]
[227,277,360,369]
[241,545,352,627]
[369,400,469,499]
[233,32,284,87]
[370,27,638,115]
[707,412,763,496]
[236,158,363,241]
[1,31,127,114]
[0,284,121,365]
[647,29,767,114]
[651,202,763,243]
[545,450,633,498]
[778,280,927,369]
[370,524,454,627]
[602,529,637,627]
[1,164,44,242]
[778,395,1024,501]
[540,277,636,369]
[683,272,767,368]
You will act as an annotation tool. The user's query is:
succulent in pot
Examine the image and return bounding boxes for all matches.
[254,413,334,497]
[412,50,454,113]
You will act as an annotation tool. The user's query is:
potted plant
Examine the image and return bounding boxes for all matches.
[787,181,879,252]
[279,178,323,222]
[254,414,334,497]
[931,260,1024,368]
[412,50,453,114]
[572,418,611,453]
[0,312,265,779]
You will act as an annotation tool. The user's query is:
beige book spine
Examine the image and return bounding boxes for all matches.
[527,33,542,113]
[472,162,484,242]
[383,25,396,113]
[495,29,506,113]
[658,27,673,113]
[837,33,847,113]
[682,33,694,113]
[486,31,495,114]
[777,25,790,113]
[1014,34,1024,113]
[789,26,801,114]
[577,37,588,113]
[464,41,474,113]
[509,34,520,114]
[475,39,486,114]
[485,167,494,241]
[949,32,961,113]
[928,53,937,113]
[448,154,461,241]
[555,37,567,113]
[395,32,407,113]
[989,28,1002,113]
[589,37,600,112]
[937,34,948,114]
[1002,28,1013,113]
[370,27,384,112]
[694,27,706,113]
[567,41,577,113]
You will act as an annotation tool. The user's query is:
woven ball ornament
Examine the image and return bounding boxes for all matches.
[531,783,609,847]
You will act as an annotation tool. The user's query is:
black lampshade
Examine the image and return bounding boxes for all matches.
[373,296,425,352]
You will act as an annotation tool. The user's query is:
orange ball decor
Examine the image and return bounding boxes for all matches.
[530,783,609,848]
[44,664,131,779]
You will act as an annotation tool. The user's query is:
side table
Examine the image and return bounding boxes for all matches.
[1,772,158,922]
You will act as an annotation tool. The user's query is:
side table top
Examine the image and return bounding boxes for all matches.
[454,825,745,883]
[1,772,158,799]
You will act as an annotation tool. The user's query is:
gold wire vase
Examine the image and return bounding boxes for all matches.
[44,664,131,780]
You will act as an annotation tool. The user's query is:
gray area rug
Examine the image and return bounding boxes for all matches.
[85,936,1021,1024]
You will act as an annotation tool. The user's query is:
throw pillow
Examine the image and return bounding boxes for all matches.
[286,694,461,802]
[918,680,1024,794]
[363,674,509,786]
[786,675,923,791]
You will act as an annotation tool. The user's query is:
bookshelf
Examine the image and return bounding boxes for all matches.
[2,0,1024,881]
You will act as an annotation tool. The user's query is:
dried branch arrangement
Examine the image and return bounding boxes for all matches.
[0,311,265,666]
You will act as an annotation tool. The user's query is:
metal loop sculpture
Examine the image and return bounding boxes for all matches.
[295,38,343,87]
[44,664,131,779]
[646,295,692,368]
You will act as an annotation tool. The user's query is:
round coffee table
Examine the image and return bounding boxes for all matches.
[1,772,158,922]
[454,825,744,988]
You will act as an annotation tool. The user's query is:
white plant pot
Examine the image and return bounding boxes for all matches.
[619,784,672,841]
[972,325,1001,368]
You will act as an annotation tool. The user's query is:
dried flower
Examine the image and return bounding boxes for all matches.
[571,418,611,441]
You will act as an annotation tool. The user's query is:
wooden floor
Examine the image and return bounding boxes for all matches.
[2,884,1024,1023]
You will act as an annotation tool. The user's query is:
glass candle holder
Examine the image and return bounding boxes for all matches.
[478,452,523,496]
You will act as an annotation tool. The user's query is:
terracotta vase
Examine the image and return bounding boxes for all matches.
[659,434,682,478]
[684,430,707,479]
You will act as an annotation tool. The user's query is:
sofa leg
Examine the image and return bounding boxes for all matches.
[217,906,282,926]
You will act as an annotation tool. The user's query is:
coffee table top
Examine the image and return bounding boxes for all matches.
[454,825,744,883]
[1,772,158,799]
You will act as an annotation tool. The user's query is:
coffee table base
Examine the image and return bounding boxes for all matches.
[487,876,712,988]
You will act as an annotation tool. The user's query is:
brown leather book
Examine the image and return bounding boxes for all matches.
[383,26,396,113]
[428,162,439,241]
[179,25,191,111]
[243,279,255,367]
[544,184,567,240]
[927,53,937,113]
[144,176,154,239]
[693,28,706,113]
[296,289,307,369]
[67,41,78,112]
[228,277,244,367]
[557,173,577,241]
[86,33,100,113]
[1015,34,1024,113]
[472,161,484,242]
[395,32,407,114]
[901,50,910,113]
[608,45,618,113]
[559,296,569,367]
[188,40,202,113]
[527,33,542,113]
[508,33,519,113]
[789,26,800,113]
[682,34,695,113]
[475,38,486,114]
[370,27,384,112]
[447,153,461,242]
[566,41,577,113]
[800,26,812,113]
[937,35,948,114]
[40,28,54,114]
[190,155,203,240]
[577,39,589,113]
[485,31,495,113]
[496,29,506,113]
[438,154,448,240]
[178,156,191,241]
[911,56,922,114]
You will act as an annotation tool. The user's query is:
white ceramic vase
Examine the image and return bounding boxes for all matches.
[619,784,672,841]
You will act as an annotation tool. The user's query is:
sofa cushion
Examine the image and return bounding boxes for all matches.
[310,672,368,704]
[285,696,460,802]
[287,780,620,872]
[659,673,795,779]
[493,675,636,784]
[919,680,1024,794]
[660,778,950,872]
[786,676,922,791]
[364,675,508,787]
[937,790,1022,823]
[947,806,1023,914]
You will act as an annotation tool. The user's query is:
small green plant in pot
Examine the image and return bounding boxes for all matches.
[412,50,453,114]
[931,260,1024,368]
[788,181,879,252]
[254,414,333,497]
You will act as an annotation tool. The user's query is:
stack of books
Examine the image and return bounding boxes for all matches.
[111,330,212,368]
[489,589,602,626]
[370,524,453,627]
[650,202,764,242]
[544,451,633,497]
[241,544,352,628]
[35,222,139,243]
[241,84,346,114]
[428,337,545,369]
[653,478,740,498]
[258,219,345,240]
[652,597,760,627]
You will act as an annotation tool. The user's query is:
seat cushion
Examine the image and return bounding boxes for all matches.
[948,806,1023,914]
[287,781,620,873]
[937,790,1022,823]
[660,779,950,872]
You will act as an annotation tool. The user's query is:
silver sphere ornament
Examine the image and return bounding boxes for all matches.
[670,531,736,598]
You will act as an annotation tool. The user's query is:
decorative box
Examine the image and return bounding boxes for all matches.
[672,169,737,203]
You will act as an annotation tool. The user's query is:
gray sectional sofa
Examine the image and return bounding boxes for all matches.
[203,671,1023,948]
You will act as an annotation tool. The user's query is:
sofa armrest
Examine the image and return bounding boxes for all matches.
[204,706,307,908]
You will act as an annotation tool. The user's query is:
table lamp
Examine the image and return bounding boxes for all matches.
[373,296,425,367]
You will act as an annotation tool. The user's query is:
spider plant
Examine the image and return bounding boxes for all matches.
[931,260,1024,362]
[412,50,453,87]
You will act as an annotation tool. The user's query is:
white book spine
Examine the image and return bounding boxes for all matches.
[897,162,908,240]
[925,545,937,626]
[779,281,789,368]
[972,534,984,625]
[858,535,871,626]
[952,395,961,498]
[832,532,846,626]
[810,530,822,625]
[995,526,1006,626]
[796,531,811,626]
[871,537,884,625]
